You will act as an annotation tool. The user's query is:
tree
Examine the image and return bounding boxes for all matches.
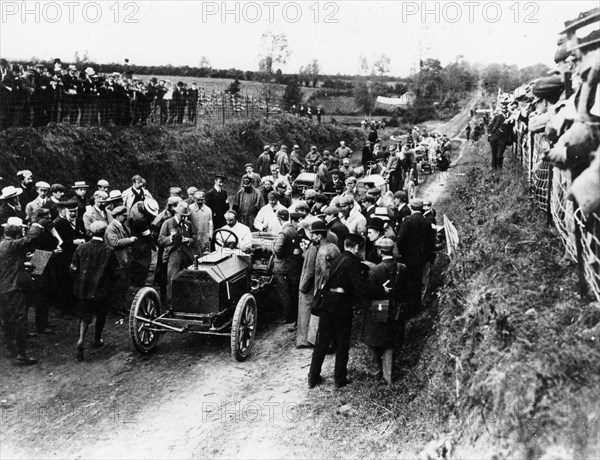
[282,78,303,110]
[357,55,370,76]
[198,56,211,68]
[372,54,391,77]
[257,31,291,74]
[354,81,374,115]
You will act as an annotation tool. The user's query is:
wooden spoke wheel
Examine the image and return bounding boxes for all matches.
[129,287,162,354]
[230,293,257,362]
[405,180,416,201]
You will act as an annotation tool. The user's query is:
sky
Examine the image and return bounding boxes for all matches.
[0,0,598,76]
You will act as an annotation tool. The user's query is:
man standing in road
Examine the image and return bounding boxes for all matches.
[272,209,302,326]
[308,234,374,389]
[71,221,123,361]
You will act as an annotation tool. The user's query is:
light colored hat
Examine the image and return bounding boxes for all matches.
[72,181,89,189]
[68,64,77,71]
[17,170,32,178]
[105,190,122,202]
[374,237,395,251]
[174,201,191,216]
[85,67,95,76]
[93,190,109,201]
[167,196,182,206]
[97,179,109,188]
[1,216,26,227]
[0,186,23,200]
[187,186,198,195]
[143,198,159,216]
[35,181,50,190]
[110,205,127,217]
[90,221,108,236]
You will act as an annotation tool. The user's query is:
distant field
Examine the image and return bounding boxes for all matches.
[136,74,319,100]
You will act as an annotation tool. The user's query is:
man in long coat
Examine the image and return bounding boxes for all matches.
[305,220,340,346]
[205,174,228,230]
[71,221,123,361]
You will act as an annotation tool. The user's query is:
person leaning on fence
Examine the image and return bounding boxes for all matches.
[362,237,409,386]
[71,221,124,361]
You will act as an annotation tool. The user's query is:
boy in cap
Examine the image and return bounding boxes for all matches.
[362,237,408,385]
[71,221,123,360]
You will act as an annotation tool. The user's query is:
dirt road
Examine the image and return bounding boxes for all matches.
[0,105,474,460]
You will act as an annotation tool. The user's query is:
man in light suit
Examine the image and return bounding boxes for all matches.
[83,190,111,238]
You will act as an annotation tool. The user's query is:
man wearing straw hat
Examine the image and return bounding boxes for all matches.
[0,185,25,236]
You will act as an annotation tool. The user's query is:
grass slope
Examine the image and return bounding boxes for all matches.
[420,139,599,459]
[0,116,364,200]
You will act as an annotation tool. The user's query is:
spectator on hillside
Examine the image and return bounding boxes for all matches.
[335,141,353,160]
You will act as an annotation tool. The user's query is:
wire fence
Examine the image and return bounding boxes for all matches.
[514,120,600,302]
[0,84,288,130]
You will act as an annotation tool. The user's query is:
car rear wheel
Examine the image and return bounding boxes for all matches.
[129,287,162,354]
[231,293,257,361]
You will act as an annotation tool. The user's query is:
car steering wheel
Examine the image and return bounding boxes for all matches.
[213,228,239,249]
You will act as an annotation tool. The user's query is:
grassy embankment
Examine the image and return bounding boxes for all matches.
[0,116,364,201]
[300,137,598,459]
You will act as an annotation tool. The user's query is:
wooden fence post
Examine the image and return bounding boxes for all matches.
[546,166,553,226]
[574,207,589,299]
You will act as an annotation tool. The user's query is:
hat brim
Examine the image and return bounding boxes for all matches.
[72,184,89,189]
[568,36,600,52]
[0,189,23,200]
[559,10,600,34]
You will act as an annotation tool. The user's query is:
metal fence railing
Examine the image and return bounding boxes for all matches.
[514,123,600,302]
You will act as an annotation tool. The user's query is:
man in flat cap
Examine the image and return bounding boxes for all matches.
[241,163,261,189]
[45,183,66,220]
[71,221,123,361]
[396,199,436,315]
[25,181,50,223]
[254,191,285,234]
[362,237,408,385]
[232,177,264,231]
[83,190,111,238]
[0,217,43,364]
[16,170,36,207]
[339,195,366,237]
[216,210,252,251]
